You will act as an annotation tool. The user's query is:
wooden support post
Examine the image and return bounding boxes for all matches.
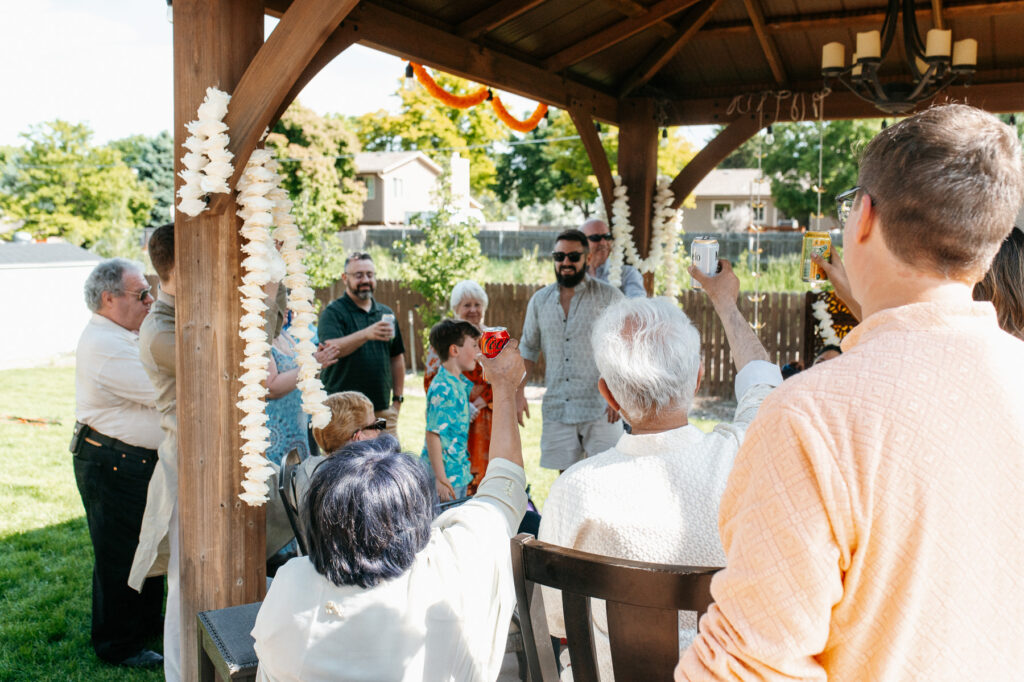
[173,1,263,680]
[567,106,615,221]
[617,98,659,294]
[668,116,762,209]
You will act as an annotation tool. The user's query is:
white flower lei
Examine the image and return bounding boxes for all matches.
[811,297,842,347]
[177,87,233,217]
[606,175,685,295]
[235,148,278,506]
[266,160,331,430]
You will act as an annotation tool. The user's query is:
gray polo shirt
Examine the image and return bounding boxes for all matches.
[520,275,623,424]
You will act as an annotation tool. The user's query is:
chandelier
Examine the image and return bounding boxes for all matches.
[820,0,978,114]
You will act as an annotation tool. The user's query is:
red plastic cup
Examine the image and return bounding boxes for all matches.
[479,326,510,359]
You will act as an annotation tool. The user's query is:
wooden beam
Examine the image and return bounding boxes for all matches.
[618,98,660,277]
[347,3,621,123]
[741,0,787,86]
[217,0,359,204]
[664,80,1024,125]
[544,0,703,72]
[932,0,946,28]
[173,1,264,680]
[699,0,1024,37]
[618,0,720,97]
[567,106,616,221]
[668,116,762,209]
[601,0,677,38]
[457,0,546,39]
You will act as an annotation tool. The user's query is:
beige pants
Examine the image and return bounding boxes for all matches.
[375,405,400,439]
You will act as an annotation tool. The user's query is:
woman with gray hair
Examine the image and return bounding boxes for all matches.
[423,279,493,494]
[537,260,783,680]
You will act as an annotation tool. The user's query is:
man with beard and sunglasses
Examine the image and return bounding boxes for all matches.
[519,229,624,472]
[581,218,646,298]
[319,252,406,437]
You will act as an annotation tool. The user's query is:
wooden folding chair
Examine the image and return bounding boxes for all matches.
[277,448,307,555]
[510,533,719,682]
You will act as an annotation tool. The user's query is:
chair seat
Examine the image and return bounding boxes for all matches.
[197,602,262,681]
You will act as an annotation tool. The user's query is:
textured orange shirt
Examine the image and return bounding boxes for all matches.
[677,301,1024,681]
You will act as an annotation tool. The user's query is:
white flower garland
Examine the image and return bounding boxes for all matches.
[811,297,842,347]
[235,148,278,506]
[177,87,233,217]
[266,160,331,430]
[606,175,685,295]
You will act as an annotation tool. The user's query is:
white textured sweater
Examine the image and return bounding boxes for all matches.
[539,361,781,681]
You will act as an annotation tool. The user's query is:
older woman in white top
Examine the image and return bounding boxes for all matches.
[252,342,529,682]
[538,262,783,680]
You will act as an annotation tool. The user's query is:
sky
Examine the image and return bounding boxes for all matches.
[0,1,712,148]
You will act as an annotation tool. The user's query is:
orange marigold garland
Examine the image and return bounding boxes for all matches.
[411,63,489,109]
[491,97,548,133]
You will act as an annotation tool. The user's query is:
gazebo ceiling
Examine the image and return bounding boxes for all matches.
[266,0,1024,124]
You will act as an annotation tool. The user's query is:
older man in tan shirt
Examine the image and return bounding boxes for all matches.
[677,105,1024,681]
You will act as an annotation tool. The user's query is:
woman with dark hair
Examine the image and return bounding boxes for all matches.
[974,227,1024,340]
[252,342,530,682]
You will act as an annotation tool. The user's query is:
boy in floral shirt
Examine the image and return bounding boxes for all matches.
[422,319,481,502]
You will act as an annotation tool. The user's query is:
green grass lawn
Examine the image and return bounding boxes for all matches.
[0,365,718,680]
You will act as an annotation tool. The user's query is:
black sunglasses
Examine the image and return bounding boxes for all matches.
[353,418,387,438]
[552,251,584,263]
[586,233,613,243]
[124,287,152,302]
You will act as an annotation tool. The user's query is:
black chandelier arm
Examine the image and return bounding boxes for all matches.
[880,0,901,57]
[903,0,928,59]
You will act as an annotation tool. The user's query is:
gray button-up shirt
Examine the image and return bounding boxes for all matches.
[592,262,646,298]
[520,275,624,424]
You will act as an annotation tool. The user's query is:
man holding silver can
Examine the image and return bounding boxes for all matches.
[319,252,405,437]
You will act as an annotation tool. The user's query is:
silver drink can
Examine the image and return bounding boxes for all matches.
[381,313,395,339]
[690,236,719,289]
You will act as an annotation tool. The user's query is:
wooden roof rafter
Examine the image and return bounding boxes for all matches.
[457,0,548,40]
[543,0,704,72]
[741,0,788,86]
[618,0,721,97]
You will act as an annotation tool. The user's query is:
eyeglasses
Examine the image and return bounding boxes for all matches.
[552,251,584,263]
[586,233,613,243]
[353,418,387,438]
[124,287,153,302]
[836,186,878,228]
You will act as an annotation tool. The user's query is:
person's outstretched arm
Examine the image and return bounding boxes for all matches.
[479,340,525,469]
[690,260,770,369]
[812,251,862,321]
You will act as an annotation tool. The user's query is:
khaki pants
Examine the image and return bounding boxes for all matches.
[375,405,399,439]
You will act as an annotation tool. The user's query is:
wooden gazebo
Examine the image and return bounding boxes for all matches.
[170,0,1024,677]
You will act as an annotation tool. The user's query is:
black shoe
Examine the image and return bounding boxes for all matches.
[117,649,163,669]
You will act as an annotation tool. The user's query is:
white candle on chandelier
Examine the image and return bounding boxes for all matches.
[952,38,978,66]
[915,56,929,75]
[925,29,952,58]
[856,30,881,59]
[852,53,862,77]
[821,42,845,70]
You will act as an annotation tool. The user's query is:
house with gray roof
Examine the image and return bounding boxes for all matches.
[354,151,482,226]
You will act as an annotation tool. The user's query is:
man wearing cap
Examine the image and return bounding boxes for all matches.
[72,257,163,669]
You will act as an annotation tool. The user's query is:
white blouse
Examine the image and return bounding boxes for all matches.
[252,458,528,682]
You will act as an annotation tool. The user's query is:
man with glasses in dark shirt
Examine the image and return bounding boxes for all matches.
[581,218,646,298]
[319,253,406,437]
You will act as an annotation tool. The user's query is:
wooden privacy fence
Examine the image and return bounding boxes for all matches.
[313,281,813,400]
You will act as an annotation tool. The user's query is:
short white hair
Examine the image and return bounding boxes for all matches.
[592,297,701,420]
[449,279,488,312]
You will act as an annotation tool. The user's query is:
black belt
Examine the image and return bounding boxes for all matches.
[73,421,158,462]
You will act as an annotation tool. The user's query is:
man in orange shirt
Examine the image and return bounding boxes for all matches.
[677,104,1024,681]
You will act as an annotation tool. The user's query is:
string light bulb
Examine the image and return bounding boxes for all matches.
[404,62,415,91]
[764,125,774,146]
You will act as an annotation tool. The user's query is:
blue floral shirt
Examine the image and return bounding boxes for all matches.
[421,365,473,489]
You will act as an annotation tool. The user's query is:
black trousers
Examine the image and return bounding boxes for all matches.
[73,434,164,663]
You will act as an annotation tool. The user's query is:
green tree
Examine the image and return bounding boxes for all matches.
[393,178,485,351]
[354,72,507,205]
[266,101,366,288]
[719,119,880,226]
[492,109,619,218]
[110,131,175,227]
[0,120,153,256]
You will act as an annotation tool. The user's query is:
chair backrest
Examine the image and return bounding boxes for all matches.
[510,533,719,682]
[278,448,307,555]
